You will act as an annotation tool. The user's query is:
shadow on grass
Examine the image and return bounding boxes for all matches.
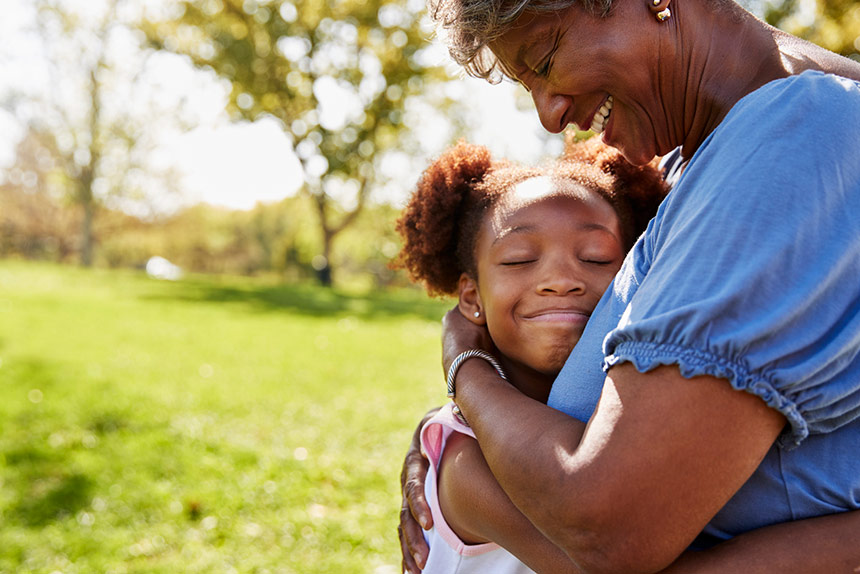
[145,278,454,321]
[1,358,119,528]
[7,462,94,527]
[3,419,95,528]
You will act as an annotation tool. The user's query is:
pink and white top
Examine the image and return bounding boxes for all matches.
[419,402,536,574]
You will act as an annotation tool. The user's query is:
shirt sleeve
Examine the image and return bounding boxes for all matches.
[603,72,860,448]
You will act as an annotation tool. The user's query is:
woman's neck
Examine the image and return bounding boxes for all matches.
[675,0,860,158]
[674,0,789,158]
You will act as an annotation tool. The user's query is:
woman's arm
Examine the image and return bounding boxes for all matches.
[405,310,860,573]
[453,357,784,574]
[661,510,860,574]
[440,308,784,573]
[410,415,860,574]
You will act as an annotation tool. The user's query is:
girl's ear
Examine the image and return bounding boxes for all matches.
[458,274,486,326]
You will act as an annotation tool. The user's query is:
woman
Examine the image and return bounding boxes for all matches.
[399,0,860,572]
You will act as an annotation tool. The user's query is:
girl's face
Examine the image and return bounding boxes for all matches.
[470,176,625,377]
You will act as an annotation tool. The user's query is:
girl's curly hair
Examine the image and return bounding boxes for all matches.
[394,136,667,297]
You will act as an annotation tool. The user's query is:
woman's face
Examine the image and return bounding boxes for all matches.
[488,3,674,165]
[472,177,625,377]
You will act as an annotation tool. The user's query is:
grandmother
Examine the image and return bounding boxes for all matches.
[399,0,860,572]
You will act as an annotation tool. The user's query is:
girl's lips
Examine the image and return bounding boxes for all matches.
[524,310,590,324]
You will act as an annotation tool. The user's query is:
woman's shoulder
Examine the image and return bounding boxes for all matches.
[727,70,860,130]
[685,70,860,186]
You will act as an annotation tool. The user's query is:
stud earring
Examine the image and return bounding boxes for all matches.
[650,0,671,21]
[474,311,481,318]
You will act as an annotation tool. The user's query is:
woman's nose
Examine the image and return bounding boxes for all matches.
[531,87,571,134]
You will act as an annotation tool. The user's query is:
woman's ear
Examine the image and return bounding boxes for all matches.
[457,274,486,326]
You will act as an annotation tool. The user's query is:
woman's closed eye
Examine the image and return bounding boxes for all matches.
[535,52,553,77]
[535,40,558,77]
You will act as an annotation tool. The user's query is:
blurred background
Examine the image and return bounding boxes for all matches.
[0,0,857,572]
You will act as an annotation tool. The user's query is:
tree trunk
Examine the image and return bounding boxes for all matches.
[315,231,333,287]
[310,179,369,288]
[79,65,101,268]
[80,193,94,267]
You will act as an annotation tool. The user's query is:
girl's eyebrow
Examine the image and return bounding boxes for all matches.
[492,224,537,244]
[492,221,616,245]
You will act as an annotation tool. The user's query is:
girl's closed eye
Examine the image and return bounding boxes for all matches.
[500,257,537,266]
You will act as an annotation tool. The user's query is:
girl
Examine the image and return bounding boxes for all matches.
[394,137,666,573]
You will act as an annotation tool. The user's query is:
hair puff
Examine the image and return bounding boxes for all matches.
[394,141,495,296]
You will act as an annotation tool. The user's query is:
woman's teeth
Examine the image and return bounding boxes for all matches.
[590,96,613,134]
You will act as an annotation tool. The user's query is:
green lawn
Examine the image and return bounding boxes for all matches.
[0,260,451,573]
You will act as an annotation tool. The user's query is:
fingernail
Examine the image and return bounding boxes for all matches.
[413,553,423,568]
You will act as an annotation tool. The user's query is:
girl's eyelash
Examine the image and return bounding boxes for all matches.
[501,260,535,266]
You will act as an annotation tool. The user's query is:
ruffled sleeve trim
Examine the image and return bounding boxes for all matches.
[604,341,808,448]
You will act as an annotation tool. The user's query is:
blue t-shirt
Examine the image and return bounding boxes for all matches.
[548,71,860,542]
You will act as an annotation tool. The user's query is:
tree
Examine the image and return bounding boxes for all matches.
[2,0,191,266]
[742,0,860,59]
[143,0,450,286]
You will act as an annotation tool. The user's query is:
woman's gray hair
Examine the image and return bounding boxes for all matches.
[428,0,613,82]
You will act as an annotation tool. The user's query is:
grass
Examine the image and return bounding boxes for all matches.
[0,260,452,574]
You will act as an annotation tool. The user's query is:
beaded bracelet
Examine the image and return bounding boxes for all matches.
[446,349,508,399]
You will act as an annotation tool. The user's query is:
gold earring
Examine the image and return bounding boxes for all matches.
[656,7,671,21]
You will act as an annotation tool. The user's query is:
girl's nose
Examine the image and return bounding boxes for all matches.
[536,261,586,295]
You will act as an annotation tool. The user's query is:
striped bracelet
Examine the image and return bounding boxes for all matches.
[446,349,508,399]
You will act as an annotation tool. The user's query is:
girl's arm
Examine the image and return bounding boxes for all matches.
[438,431,586,574]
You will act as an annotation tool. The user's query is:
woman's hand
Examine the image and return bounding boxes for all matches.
[398,407,440,574]
[442,307,494,372]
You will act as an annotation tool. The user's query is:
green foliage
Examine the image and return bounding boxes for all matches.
[0,260,452,573]
[7,0,191,266]
[143,0,451,285]
[764,0,860,58]
[0,183,416,288]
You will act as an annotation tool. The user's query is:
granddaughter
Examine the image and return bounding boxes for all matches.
[394,138,666,573]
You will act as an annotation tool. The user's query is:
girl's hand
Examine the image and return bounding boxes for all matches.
[398,407,440,574]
